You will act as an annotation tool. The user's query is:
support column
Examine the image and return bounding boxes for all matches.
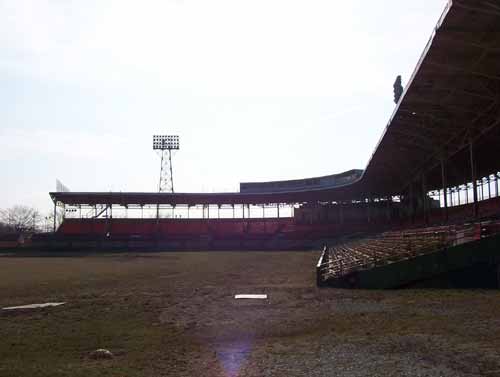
[366,197,371,223]
[409,183,414,222]
[470,142,478,218]
[441,159,448,222]
[277,203,280,218]
[496,174,499,198]
[422,174,428,224]
[53,200,57,232]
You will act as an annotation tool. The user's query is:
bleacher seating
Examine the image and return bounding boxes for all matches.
[318,220,500,284]
[57,218,300,240]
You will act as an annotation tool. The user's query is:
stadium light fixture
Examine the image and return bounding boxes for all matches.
[153,135,179,150]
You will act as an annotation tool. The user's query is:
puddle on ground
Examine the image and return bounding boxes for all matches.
[2,302,66,310]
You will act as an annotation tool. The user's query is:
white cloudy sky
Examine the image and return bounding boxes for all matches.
[0,0,447,213]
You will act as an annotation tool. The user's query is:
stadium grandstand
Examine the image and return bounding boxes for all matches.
[31,0,500,287]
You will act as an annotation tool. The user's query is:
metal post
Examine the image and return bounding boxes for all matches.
[277,203,280,218]
[262,205,265,218]
[408,183,414,221]
[218,205,220,219]
[470,142,478,218]
[441,159,448,222]
[53,200,57,232]
[422,174,428,224]
[457,186,461,206]
[495,174,499,198]
[496,174,499,198]
[207,205,210,219]
[232,204,235,218]
[367,197,371,223]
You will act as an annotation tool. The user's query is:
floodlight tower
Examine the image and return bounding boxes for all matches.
[153,135,180,193]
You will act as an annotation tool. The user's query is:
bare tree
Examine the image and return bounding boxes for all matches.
[42,209,64,232]
[0,220,13,234]
[0,206,40,233]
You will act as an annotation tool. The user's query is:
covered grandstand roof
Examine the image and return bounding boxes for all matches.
[51,0,500,206]
[363,0,500,195]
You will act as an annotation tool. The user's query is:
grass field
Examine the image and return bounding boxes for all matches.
[1,250,500,376]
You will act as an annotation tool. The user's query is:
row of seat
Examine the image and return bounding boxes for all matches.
[57,218,309,240]
[56,217,390,241]
[319,222,493,280]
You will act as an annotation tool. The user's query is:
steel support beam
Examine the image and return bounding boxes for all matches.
[53,200,57,232]
[441,159,448,222]
[470,142,478,218]
[422,174,428,224]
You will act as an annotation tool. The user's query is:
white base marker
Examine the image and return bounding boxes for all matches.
[2,302,66,310]
[234,294,267,299]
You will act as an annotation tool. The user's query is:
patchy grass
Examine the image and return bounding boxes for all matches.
[1,251,500,376]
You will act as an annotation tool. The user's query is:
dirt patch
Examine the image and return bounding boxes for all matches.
[1,251,500,376]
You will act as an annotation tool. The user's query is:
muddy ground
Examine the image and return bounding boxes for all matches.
[1,251,500,376]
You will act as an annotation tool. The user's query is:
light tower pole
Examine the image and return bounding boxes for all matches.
[153,135,180,218]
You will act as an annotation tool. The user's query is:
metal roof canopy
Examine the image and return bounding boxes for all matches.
[50,0,500,207]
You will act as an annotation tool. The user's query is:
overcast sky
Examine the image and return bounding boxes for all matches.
[0,0,447,213]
